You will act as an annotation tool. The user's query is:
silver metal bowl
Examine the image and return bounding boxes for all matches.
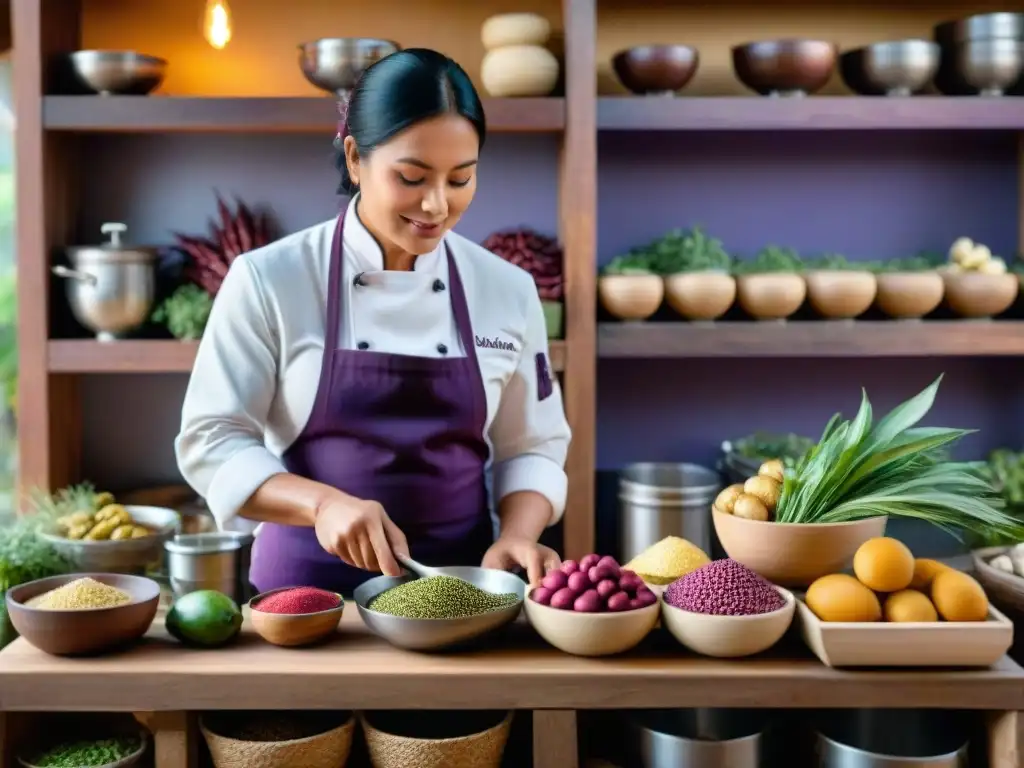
[627,709,766,767]
[298,38,400,98]
[165,532,254,604]
[39,505,180,574]
[816,709,970,767]
[68,50,166,96]
[840,40,940,96]
[934,12,1024,48]
[953,38,1024,96]
[354,566,525,652]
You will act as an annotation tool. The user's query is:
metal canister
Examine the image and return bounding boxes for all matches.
[628,709,765,768]
[165,532,254,604]
[618,463,722,562]
[816,709,970,768]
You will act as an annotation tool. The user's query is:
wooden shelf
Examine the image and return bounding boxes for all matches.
[598,97,1024,131]
[47,339,567,373]
[598,321,1024,358]
[43,96,566,133]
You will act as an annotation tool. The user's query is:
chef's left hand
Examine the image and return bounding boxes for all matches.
[482,535,561,586]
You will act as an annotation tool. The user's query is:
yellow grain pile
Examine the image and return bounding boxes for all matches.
[625,536,711,585]
[28,577,131,610]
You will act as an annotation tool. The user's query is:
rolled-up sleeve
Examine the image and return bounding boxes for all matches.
[489,281,572,525]
[175,256,286,533]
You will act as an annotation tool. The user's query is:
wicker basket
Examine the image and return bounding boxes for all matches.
[361,711,512,768]
[200,712,354,768]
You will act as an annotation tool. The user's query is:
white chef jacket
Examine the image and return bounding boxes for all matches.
[175,197,571,535]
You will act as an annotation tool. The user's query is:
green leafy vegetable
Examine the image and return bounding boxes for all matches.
[28,735,142,767]
[152,284,214,340]
[774,375,1024,542]
[732,246,803,275]
[602,252,655,276]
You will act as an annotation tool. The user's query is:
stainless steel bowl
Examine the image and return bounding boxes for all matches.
[39,505,180,574]
[165,532,254,604]
[354,566,525,652]
[627,709,766,767]
[54,222,158,342]
[298,38,400,98]
[953,38,1024,96]
[68,50,166,96]
[840,40,939,96]
[934,12,1024,48]
[816,709,970,767]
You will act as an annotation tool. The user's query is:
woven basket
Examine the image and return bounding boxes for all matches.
[361,711,512,768]
[200,713,354,768]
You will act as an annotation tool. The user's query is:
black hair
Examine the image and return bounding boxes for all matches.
[335,48,487,196]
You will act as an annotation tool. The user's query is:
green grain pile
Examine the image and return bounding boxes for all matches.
[26,735,142,767]
[369,575,519,619]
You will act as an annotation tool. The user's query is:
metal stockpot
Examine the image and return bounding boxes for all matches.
[627,709,766,768]
[54,222,157,341]
[618,463,721,562]
[165,532,254,604]
[816,709,970,768]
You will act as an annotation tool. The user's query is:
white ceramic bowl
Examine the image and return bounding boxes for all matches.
[661,587,795,658]
[524,592,660,657]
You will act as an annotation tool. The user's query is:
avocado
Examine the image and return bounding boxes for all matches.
[165,590,242,648]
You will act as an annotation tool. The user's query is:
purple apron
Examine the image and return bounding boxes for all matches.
[249,210,493,595]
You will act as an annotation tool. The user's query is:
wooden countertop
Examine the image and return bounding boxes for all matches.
[1,612,1023,712]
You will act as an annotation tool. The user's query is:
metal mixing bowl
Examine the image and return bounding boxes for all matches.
[934,12,1024,48]
[354,566,525,652]
[732,39,838,97]
[38,505,180,574]
[68,51,166,96]
[840,40,939,96]
[954,38,1024,96]
[298,38,400,98]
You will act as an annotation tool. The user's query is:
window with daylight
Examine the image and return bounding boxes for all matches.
[0,54,17,514]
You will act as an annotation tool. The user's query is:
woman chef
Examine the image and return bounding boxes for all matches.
[175,49,572,595]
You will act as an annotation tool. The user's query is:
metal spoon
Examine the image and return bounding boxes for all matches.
[395,552,445,579]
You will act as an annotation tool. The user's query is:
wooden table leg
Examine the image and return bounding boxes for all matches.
[533,709,578,768]
[987,711,1023,768]
[137,711,198,768]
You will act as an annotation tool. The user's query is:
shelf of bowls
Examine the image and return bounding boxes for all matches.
[609,11,1024,98]
[598,228,1022,323]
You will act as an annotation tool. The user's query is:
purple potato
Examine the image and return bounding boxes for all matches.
[567,570,592,593]
[579,553,601,571]
[618,573,644,593]
[606,591,631,612]
[550,587,577,610]
[573,589,602,613]
[530,587,554,606]
[597,555,621,573]
[635,588,657,607]
[587,565,612,585]
[542,570,568,591]
[596,579,618,599]
[629,597,645,610]
[560,559,579,575]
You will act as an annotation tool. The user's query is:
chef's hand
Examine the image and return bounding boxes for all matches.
[482,535,561,586]
[314,493,409,577]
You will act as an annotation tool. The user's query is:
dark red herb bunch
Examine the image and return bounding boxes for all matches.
[173,194,278,296]
[482,228,564,301]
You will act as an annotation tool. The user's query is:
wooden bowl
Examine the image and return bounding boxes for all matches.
[664,272,736,320]
[732,39,837,97]
[598,274,664,321]
[804,270,877,319]
[874,272,944,319]
[612,45,699,95]
[735,273,807,320]
[6,573,160,656]
[249,587,345,647]
[662,587,795,658]
[942,271,1019,319]
[712,509,887,587]
[19,724,148,768]
[524,591,660,656]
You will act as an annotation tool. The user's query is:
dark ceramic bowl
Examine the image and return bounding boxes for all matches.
[612,45,699,96]
[7,573,160,656]
[840,40,939,96]
[733,39,837,97]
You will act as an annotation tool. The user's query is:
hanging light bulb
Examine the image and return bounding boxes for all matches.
[203,0,233,50]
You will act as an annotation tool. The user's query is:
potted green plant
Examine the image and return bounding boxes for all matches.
[802,253,878,320]
[598,251,663,322]
[732,246,806,321]
[870,253,944,320]
[151,283,214,340]
[648,227,737,322]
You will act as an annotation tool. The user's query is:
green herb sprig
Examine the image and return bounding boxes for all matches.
[774,375,1024,542]
[152,284,214,341]
[732,246,803,275]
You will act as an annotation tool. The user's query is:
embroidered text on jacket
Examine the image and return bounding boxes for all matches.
[475,335,516,352]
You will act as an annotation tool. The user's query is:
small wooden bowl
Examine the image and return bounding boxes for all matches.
[6,573,160,656]
[249,587,345,647]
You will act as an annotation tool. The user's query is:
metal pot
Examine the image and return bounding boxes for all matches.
[165,532,254,604]
[816,709,970,768]
[54,222,157,342]
[627,709,766,768]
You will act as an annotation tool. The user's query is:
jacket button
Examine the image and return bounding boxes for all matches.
[437,343,448,355]
[432,279,445,292]
[357,341,370,350]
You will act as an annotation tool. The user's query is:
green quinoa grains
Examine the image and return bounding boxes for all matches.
[368,575,519,619]
[26,735,142,767]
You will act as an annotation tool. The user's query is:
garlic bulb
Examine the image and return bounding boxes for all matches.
[961,245,992,270]
[978,256,1008,275]
[990,554,1014,573]
[949,237,975,264]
